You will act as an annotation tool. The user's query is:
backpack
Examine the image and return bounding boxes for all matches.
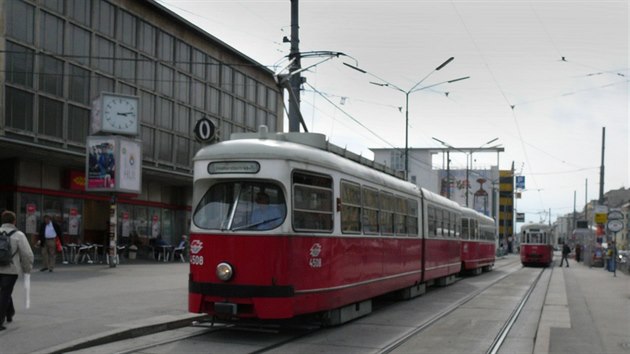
[0,229,17,266]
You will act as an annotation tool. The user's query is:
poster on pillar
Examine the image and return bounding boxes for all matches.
[85,136,142,194]
[438,169,497,216]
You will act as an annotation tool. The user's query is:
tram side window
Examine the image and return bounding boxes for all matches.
[461,218,470,240]
[340,180,361,234]
[394,196,407,236]
[407,199,418,236]
[428,206,437,237]
[379,192,394,235]
[362,187,379,234]
[292,171,333,232]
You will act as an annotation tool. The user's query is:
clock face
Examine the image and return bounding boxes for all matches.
[102,95,138,134]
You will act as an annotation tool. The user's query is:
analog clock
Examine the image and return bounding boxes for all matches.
[101,94,139,135]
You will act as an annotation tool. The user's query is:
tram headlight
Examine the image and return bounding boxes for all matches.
[216,262,233,281]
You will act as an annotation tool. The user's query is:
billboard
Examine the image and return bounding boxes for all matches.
[438,169,497,216]
[86,136,142,193]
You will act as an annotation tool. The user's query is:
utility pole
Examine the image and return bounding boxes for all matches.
[599,127,606,205]
[288,0,301,132]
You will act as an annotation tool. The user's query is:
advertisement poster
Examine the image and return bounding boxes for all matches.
[69,208,79,235]
[118,139,142,193]
[86,137,116,190]
[438,169,496,216]
[25,204,37,234]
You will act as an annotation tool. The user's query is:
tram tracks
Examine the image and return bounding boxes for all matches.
[69,257,548,354]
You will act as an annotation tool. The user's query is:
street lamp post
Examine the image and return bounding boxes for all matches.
[344,59,469,180]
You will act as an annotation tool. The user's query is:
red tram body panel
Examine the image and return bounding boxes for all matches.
[188,130,497,322]
[460,209,496,272]
[189,234,422,318]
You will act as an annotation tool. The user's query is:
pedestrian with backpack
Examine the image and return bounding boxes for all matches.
[0,210,34,331]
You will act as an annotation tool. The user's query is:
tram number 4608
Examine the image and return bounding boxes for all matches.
[190,255,204,265]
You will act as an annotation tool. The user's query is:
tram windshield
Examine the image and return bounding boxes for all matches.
[524,231,547,244]
[193,182,286,231]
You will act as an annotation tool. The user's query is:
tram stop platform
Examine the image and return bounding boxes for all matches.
[533,254,630,354]
[0,254,628,354]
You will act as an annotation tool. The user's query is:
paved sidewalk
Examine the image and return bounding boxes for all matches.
[1,261,205,354]
[543,257,630,354]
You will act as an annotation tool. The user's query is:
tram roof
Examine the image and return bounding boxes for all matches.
[195,128,406,180]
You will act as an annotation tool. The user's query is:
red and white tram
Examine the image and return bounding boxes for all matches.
[188,129,494,324]
[460,208,496,274]
[520,223,554,266]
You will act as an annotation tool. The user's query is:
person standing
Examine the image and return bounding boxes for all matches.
[560,242,571,267]
[37,215,62,272]
[0,210,34,330]
[575,243,581,262]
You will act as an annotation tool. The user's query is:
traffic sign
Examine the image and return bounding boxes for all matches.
[515,176,525,189]
[194,117,215,143]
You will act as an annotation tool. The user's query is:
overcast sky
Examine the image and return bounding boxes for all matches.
[159,0,629,224]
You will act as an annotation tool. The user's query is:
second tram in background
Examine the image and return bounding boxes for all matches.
[188,128,497,325]
[520,223,554,267]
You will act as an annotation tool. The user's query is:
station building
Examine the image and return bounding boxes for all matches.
[0,0,283,247]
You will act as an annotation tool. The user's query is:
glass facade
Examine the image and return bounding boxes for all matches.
[3,0,282,172]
